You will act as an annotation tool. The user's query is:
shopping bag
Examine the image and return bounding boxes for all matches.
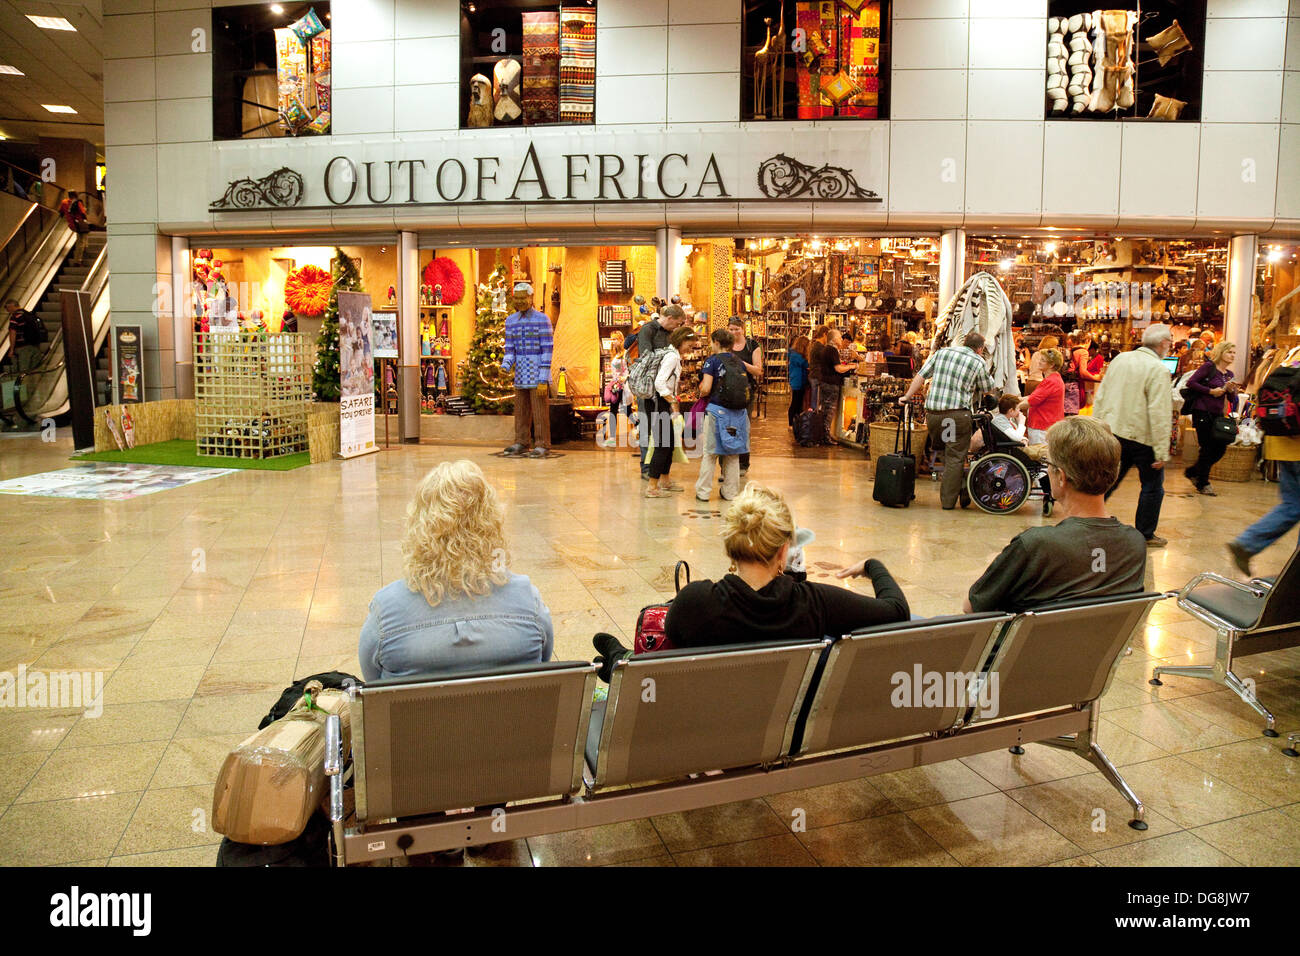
[672,414,688,464]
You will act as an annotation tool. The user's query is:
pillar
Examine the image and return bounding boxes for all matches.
[938,228,966,310]
[171,236,193,398]
[1224,233,1257,382]
[656,226,681,300]
[398,231,420,442]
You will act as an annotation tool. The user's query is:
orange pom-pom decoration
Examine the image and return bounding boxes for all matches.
[284,264,333,316]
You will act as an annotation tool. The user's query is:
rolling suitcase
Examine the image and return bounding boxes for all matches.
[794,408,823,446]
[872,405,917,508]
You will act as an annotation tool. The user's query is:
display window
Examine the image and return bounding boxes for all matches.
[1045,1,1205,121]
[742,1,890,121]
[213,2,332,140]
[966,235,1227,360]
[1255,243,1300,377]
[460,0,597,130]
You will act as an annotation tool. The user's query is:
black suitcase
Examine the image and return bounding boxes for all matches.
[872,405,917,507]
[794,408,823,446]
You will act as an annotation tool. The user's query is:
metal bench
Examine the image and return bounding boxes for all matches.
[324,593,1165,864]
[1150,548,1299,741]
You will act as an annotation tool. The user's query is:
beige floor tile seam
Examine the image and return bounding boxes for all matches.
[1186,811,1300,868]
[646,797,791,856]
[901,798,1090,867]
[790,810,964,867]
[667,832,822,867]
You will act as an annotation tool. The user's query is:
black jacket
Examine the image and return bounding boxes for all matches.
[664,561,908,648]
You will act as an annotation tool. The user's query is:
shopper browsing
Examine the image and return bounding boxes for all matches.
[359,461,553,681]
[817,327,857,445]
[1022,347,1065,443]
[1026,335,1060,393]
[898,331,996,510]
[1182,341,1239,496]
[728,316,762,474]
[964,417,1146,613]
[694,328,750,502]
[787,334,811,428]
[645,325,698,498]
[631,305,685,477]
[1092,324,1176,548]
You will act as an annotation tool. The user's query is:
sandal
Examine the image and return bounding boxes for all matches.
[645,488,671,498]
[661,482,684,491]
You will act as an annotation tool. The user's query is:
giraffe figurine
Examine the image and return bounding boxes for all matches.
[753,17,775,119]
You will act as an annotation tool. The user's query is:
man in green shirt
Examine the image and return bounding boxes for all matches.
[965,416,1146,614]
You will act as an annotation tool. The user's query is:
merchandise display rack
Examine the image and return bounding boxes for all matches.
[760,309,818,396]
[194,331,312,458]
[420,304,454,403]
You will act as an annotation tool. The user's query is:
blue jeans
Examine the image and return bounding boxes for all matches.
[1237,460,1300,556]
[1104,436,1164,539]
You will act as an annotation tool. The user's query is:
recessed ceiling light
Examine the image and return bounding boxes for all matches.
[0,65,24,75]
[42,104,77,114]
[270,3,283,13]
[26,15,76,31]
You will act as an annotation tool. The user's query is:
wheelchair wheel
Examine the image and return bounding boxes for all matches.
[966,453,1032,515]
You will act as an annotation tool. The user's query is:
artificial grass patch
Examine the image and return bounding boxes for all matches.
[73,439,311,471]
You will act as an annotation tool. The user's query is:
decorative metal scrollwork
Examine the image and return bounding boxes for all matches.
[211,167,306,210]
[757,154,880,201]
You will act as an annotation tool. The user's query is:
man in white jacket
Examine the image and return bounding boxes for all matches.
[1091,324,1175,548]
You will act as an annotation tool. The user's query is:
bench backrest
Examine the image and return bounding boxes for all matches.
[797,614,1011,756]
[969,592,1165,725]
[1257,546,1300,633]
[592,640,827,789]
[354,660,597,822]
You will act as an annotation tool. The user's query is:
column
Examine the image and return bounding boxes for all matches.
[938,228,966,310]
[1224,233,1257,382]
[398,231,420,443]
[656,226,681,299]
[171,236,192,399]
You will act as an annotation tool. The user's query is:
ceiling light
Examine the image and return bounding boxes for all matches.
[42,104,77,114]
[0,65,23,75]
[270,3,284,13]
[1267,248,1283,263]
[26,15,76,31]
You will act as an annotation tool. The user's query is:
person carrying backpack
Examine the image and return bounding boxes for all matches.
[4,299,45,372]
[694,328,750,502]
[628,305,685,478]
[59,190,90,264]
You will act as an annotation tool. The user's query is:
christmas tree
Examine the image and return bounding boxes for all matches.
[312,248,363,402]
[459,265,515,414]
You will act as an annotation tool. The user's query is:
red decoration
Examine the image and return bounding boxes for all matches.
[284,264,333,316]
[422,257,465,305]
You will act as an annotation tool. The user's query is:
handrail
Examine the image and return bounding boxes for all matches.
[0,157,74,204]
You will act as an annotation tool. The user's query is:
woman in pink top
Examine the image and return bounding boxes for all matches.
[1021,348,1065,443]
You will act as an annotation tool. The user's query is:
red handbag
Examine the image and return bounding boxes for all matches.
[633,561,690,654]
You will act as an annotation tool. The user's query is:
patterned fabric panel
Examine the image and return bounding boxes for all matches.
[560,7,596,122]
[522,10,560,125]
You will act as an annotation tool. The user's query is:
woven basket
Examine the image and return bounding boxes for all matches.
[869,421,927,466]
[1181,428,1258,482]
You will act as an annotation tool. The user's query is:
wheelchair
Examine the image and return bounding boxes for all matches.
[959,411,1052,516]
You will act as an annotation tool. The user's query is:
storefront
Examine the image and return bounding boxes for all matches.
[100,0,1300,454]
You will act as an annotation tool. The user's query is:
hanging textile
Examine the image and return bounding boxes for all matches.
[931,272,1018,396]
[559,7,596,123]
[521,11,560,125]
[839,3,880,118]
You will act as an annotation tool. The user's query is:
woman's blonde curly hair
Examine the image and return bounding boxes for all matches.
[402,460,509,606]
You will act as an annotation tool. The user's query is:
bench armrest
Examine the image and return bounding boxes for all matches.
[1177,572,1268,604]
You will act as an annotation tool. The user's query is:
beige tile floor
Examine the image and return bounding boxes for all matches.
[0,420,1297,867]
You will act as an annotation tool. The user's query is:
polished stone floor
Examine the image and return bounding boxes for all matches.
[0,418,1297,867]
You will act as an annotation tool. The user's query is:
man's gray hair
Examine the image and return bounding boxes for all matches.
[1141,323,1172,348]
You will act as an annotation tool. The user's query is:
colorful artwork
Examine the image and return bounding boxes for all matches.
[522,10,561,125]
[0,464,235,500]
[559,7,596,124]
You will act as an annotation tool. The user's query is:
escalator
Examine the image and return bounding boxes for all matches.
[1,221,111,427]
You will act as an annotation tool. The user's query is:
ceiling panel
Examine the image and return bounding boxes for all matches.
[0,1,105,147]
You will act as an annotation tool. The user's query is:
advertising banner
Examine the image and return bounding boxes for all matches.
[337,290,377,458]
[114,325,144,404]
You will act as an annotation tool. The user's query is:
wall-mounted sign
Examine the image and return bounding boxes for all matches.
[114,325,143,404]
[208,130,888,212]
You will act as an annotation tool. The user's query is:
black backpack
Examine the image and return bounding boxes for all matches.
[712,352,750,409]
[1254,365,1300,436]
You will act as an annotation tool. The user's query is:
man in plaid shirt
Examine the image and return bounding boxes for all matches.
[899,331,995,509]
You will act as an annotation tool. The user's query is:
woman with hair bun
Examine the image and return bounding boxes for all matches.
[358,460,553,680]
[663,484,908,647]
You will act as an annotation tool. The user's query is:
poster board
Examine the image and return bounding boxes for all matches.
[337,290,377,458]
[114,325,144,404]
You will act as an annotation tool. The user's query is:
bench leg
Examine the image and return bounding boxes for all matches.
[1285,733,1299,759]
[1086,741,1148,831]
[1150,664,1278,737]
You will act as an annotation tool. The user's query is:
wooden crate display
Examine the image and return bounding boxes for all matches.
[194,332,312,458]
